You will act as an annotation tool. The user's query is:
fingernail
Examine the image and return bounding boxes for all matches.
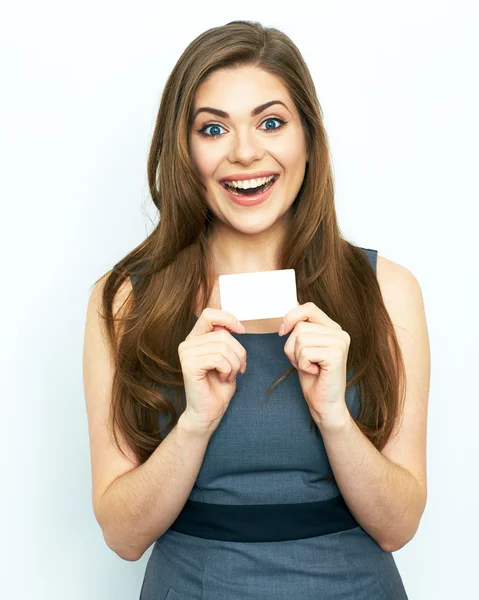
[279,322,285,336]
[238,321,246,332]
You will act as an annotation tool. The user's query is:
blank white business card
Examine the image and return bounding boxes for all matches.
[219,269,298,322]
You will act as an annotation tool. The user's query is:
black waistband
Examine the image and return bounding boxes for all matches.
[168,494,359,542]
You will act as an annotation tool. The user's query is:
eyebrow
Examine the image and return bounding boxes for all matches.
[192,100,291,121]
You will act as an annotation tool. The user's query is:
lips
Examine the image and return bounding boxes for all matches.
[220,174,280,190]
[220,173,280,207]
[220,171,280,183]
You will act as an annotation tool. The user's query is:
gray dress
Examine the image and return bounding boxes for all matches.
[135,247,409,600]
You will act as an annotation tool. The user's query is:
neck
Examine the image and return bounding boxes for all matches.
[207,215,291,275]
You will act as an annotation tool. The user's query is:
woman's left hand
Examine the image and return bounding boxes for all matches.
[279,302,350,422]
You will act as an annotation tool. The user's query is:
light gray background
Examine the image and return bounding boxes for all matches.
[1,1,477,598]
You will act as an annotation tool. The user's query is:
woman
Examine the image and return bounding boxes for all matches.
[83,20,430,600]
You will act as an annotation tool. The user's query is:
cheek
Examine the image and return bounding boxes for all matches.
[269,129,307,168]
[190,140,222,180]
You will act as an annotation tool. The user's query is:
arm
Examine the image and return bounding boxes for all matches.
[317,407,425,552]
[83,275,215,562]
[96,411,213,561]
[316,259,430,552]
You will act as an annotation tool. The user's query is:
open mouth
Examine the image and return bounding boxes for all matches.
[220,175,279,197]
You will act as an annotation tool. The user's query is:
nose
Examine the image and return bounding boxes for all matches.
[227,128,264,165]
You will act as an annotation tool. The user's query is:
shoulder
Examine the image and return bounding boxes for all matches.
[375,254,424,312]
[87,271,135,338]
[91,270,134,309]
[376,253,413,283]
[376,253,427,336]
[359,248,417,291]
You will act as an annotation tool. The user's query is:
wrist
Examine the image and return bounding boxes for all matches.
[313,403,351,434]
[178,410,217,438]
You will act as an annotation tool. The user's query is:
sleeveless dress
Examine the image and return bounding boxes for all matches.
[134,247,409,600]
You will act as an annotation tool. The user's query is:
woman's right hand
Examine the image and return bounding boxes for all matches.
[178,308,247,434]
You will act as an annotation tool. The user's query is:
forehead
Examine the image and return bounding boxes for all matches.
[192,66,291,112]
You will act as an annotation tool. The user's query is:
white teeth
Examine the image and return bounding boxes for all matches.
[224,174,275,189]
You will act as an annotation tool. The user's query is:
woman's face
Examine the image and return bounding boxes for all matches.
[189,66,309,235]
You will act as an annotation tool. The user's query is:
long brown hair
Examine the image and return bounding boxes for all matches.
[94,20,406,467]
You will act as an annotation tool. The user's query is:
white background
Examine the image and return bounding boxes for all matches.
[1,1,477,598]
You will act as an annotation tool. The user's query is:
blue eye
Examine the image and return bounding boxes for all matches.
[260,118,285,132]
[199,123,225,138]
[197,117,287,139]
